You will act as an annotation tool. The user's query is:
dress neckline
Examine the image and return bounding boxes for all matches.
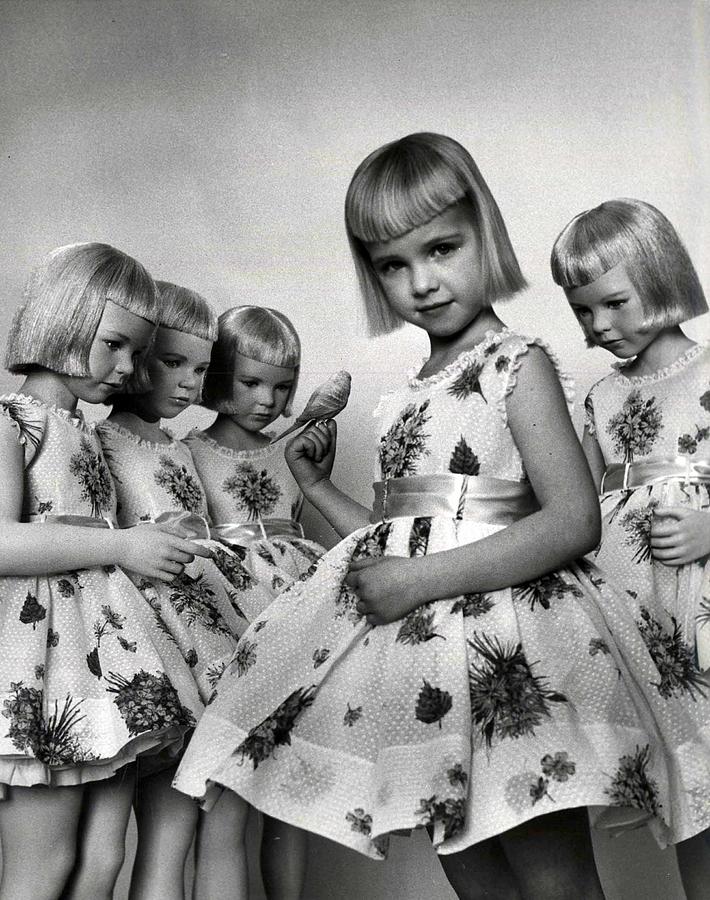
[184,429,279,460]
[612,342,707,386]
[407,328,511,389]
[97,419,178,451]
[1,392,88,430]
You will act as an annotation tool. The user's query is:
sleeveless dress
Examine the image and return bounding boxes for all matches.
[183,431,325,621]
[0,395,202,790]
[173,332,710,857]
[96,421,253,703]
[587,343,710,673]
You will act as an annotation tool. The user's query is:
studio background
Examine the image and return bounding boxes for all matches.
[1,1,708,898]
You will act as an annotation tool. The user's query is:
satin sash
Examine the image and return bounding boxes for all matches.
[28,510,211,539]
[212,518,305,549]
[371,474,539,525]
[601,457,710,492]
[28,513,114,528]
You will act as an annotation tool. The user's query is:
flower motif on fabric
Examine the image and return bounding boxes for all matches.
[19,591,46,629]
[46,628,59,648]
[379,400,431,479]
[606,390,663,462]
[700,389,710,413]
[396,606,445,645]
[448,436,481,476]
[2,683,94,766]
[415,679,453,728]
[408,517,431,557]
[620,502,658,564]
[447,361,487,403]
[605,745,661,817]
[468,633,567,747]
[346,807,373,835]
[588,637,610,657]
[106,670,196,736]
[312,648,330,668]
[677,425,710,456]
[447,763,468,789]
[69,437,113,516]
[636,606,708,699]
[154,455,204,512]
[450,593,494,618]
[343,703,362,727]
[416,795,466,841]
[35,498,53,515]
[529,751,577,805]
[513,573,582,612]
[168,572,232,636]
[236,685,316,769]
[495,355,510,373]
[223,463,282,521]
[0,399,43,450]
[117,636,137,653]
[205,660,227,702]
[210,545,253,593]
[352,523,392,561]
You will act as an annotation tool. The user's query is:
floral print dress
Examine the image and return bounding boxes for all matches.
[0,395,202,791]
[586,343,710,671]
[173,332,710,857]
[182,431,325,620]
[96,421,256,703]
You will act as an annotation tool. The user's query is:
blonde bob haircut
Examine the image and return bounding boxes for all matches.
[550,199,707,329]
[345,132,528,335]
[6,242,159,375]
[122,280,219,394]
[202,306,301,417]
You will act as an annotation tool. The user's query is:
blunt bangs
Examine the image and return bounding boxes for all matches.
[345,133,527,336]
[5,242,158,376]
[155,281,218,341]
[202,306,301,416]
[551,200,707,329]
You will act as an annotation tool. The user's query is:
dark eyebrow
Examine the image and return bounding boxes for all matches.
[99,330,131,340]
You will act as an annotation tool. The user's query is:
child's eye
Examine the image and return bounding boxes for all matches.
[607,300,626,309]
[241,380,258,388]
[432,243,455,257]
[378,261,403,275]
[572,308,590,319]
[276,384,291,394]
[195,366,207,375]
[163,360,180,369]
[103,340,121,351]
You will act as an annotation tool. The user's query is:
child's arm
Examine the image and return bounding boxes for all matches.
[0,427,210,580]
[581,428,605,492]
[650,506,710,566]
[285,420,371,536]
[349,347,601,624]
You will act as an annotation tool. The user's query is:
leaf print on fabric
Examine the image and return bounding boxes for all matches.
[229,639,257,676]
[408,517,431,557]
[46,628,59,648]
[154,455,204,512]
[345,807,373,835]
[448,437,481,476]
[343,703,362,727]
[223,463,281,520]
[606,390,663,462]
[605,745,661,817]
[530,777,551,805]
[117,636,137,653]
[94,605,125,646]
[415,679,453,728]
[35,498,53,515]
[468,633,567,747]
[69,437,113,516]
[334,583,364,624]
[415,795,466,840]
[168,572,232,636]
[636,606,708,699]
[620,502,658,564]
[289,540,324,568]
[450,593,494,618]
[447,361,487,403]
[396,607,445,646]
[446,763,468,789]
[56,578,76,598]
[312,648,330,668]
[513,573,582,612]
[106,670,196,736]
[236,686,316,769]
[677,425,710,456]
[19,592,46,629]
[34,665,45,681]
[700,389,710,412]
[205,661,227,703]
[589,637,610,657]
[86,648,102,679]
[0,399,43,450]
[183,649,198,668]
[379,400,431,479]
[494,355,510,373]
[352,523,392,561]
[2,683,94,766]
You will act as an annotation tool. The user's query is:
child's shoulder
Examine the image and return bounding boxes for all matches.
[0,393,49,466]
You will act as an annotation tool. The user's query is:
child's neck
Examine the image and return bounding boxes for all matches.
[621,326,696,378]
[19,371,79,413]
[107,408,172,444]
[420,308,506,378]
[203,414,271,451]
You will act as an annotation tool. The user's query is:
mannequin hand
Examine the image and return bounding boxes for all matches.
[285,420,337,491]
[345,556,429,625]
[650,507,710,566]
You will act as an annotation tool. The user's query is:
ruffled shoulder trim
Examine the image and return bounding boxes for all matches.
[495,333,576,427]
[96,419,177,451]
[0,394,48,467]
[611,341,708,386]
[183,428,280,461]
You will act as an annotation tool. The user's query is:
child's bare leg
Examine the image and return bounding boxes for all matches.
[129,765,199,900]
[0,783,84,900]
[192,790,249,900]
[438,835,522,900]
[675,827,710,900]
[260,816,308,900]
[501,807,604,900]
[62,765,136,900]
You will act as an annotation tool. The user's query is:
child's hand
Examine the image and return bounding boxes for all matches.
[285,420,337,491]
[118,523,211,582]
[650,507,710,566]
[346,556,428,625]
